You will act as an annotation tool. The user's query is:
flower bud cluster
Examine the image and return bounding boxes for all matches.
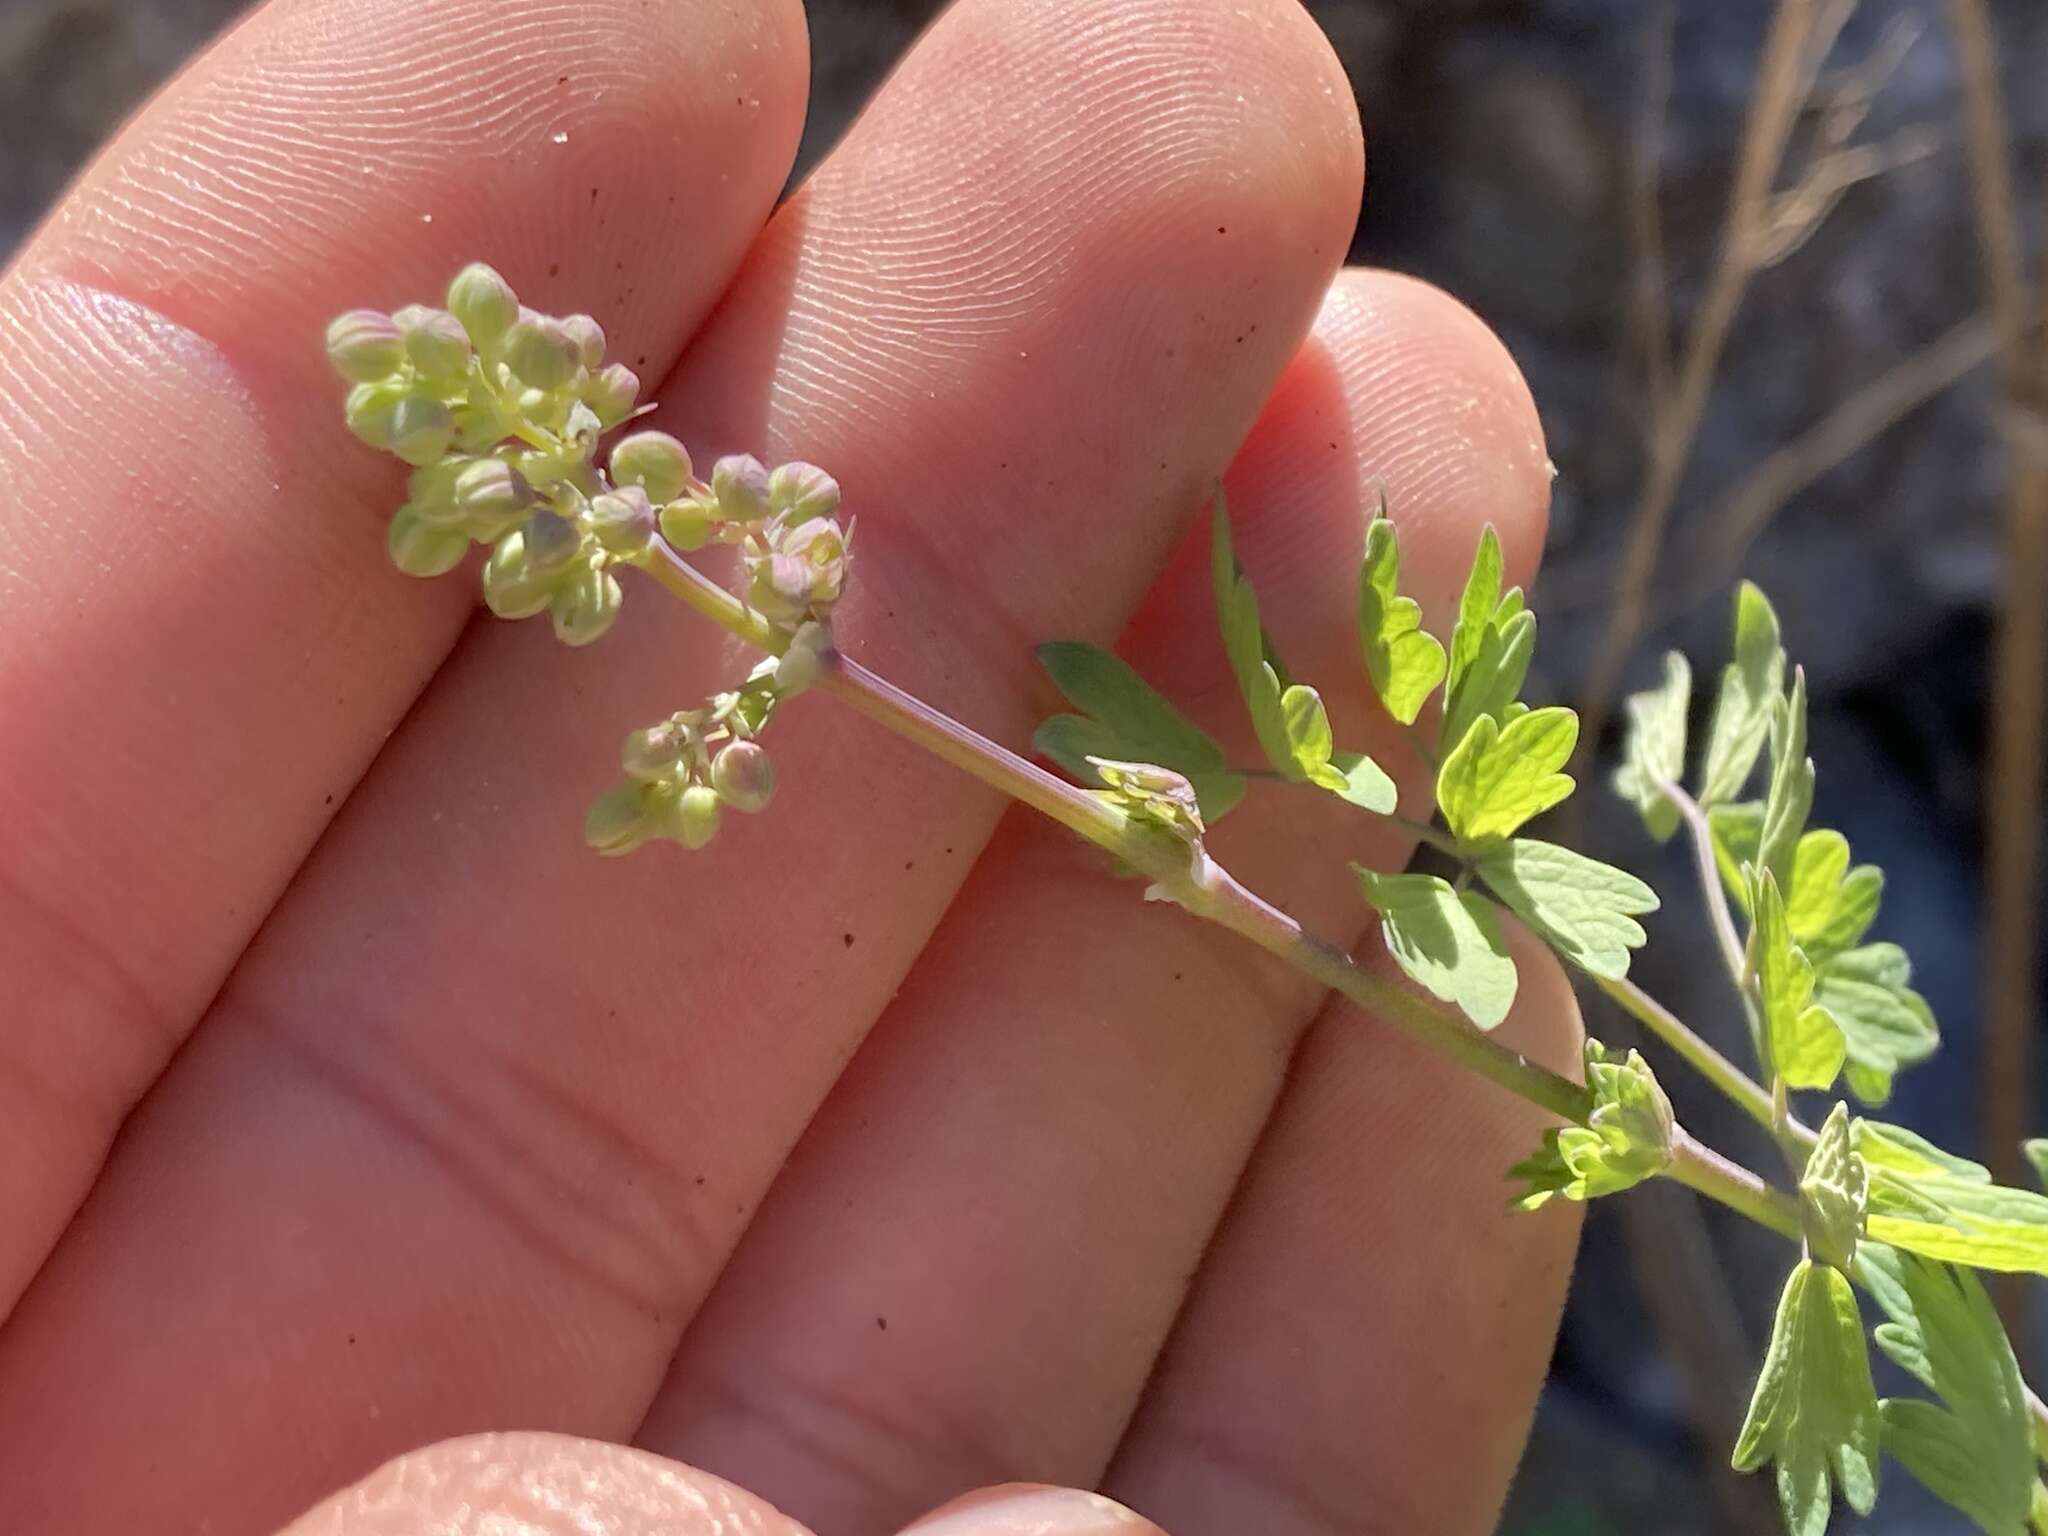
[1086,757,1207,848]
[585,659,790,855]
[653,452,851,628]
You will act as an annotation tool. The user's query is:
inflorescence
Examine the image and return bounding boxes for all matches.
[326,263,851,852]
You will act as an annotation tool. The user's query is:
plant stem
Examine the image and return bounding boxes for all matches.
[1597,974,1785,1139]
[820,650,1594,1122]
[1667,1128,1801,1242]
[1656,775,1747,984]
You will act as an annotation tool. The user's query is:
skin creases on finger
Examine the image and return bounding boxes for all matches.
[628,270,1553,1536]
[0,0,1362,1530]
[0,0,807,1329]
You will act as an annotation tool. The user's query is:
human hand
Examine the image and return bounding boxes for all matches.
[0,0,1580,1532]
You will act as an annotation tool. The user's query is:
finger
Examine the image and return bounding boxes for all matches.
[276,1433,814,1536]
[276,1435,1163,1536]
[0,0,1363,1529]
[0,0,807,1322]
[1102,925,1584,1536]
[628,271,1552,1534]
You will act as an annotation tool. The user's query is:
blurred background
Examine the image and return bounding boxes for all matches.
[4,0,2043,1529]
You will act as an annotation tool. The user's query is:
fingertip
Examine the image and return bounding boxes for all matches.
[899,1484,1168,1536]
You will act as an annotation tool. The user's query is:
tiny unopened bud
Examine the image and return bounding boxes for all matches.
[560,313,606,368]
[481,530,556,619]
[326,310,405,383]
[658,494,716,552]
[550,563,623,646]
[522,510,584,574]
[344,380,407,450]
[446,262,519,350]
[586,486,656,557]
[408,455,476,529]
[583,363,640,427]
[394,304,472,381]
[389,394,455,467]
[452,399,513,452]
[386,506,469,578]
[621,720,689,781]
[666,783,723,849]
[748,551,814,621]
[710,740,776,813]
[454,460,532,520]
[502,315,581,391]
[610,431,692,504]
[769,461,841,521]
[585,782,656,857]
[712,453,772,522]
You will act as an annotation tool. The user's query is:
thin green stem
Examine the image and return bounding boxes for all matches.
[1597,974,1778,1134]
[1657,775,1747,983]
[1666,1128,1801,1242]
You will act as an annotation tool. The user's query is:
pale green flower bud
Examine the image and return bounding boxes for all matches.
[550,563,623,646]
[746,551,812,621]
[769,461,840,521]
[710,740,775,813]
[327,310,405,382]
[390,393,456,467]
[609,431,692,504]
[455,458,535,527]
[394,304,472,381]
[621,720,689,781]
[773,621,830,694]
[560,313,606,368]
[583,363,640,428]
[658,493,716,552]
[344,380,407,450]
[502,315,581,391]
[447,262,519,351]
[408,455,476,529]
[585,782,656,857]
[452,399,513,452]
[586,486,656,557]
[386,506,469,578]
[481,530,556,619]
[713,454,772,522]
[665,783,723,849]
[521,510,584,574]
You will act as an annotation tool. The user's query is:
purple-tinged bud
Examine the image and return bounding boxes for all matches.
[326,309,405,382]
[521,510,584,574]
[502,315,581,391]
[344,381,407,450]
[446,263,519,351]
[609,431,692,504]
[768,461,840,521]
[583,363,640,428]
[393,304,472,381]
[621,720,689,781]
[712,453,772,522]
[710,740,776,813]
[586,486,657,557]
[560,313,606,368]
[389,394,456,467]
[481,530,556,619]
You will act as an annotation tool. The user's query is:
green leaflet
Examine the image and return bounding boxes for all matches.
[1855,1244,2033,1535]
[1854,1119,1991,1185]
[1354,867,1518,1030]
[1731,1260,1880,1536]
[1212,492,1297,780]
[1510,1041,1673,1209]
[1752,871,1845,1091]
[1448,524,1504,695]
[1815,944,1939,1107]
[1779,828,1884,959]
[1708,800,1766,911]
[1864,1168,2048,1276]
[1033,642,1245,821]
[1212,497,1394,813]
[1699,581,1787,806]
[1614,651,1690,842]
[1757,669,1815,889]
[1438,609,1536,756]
[1474,838,1658,981]
[1357,516,1447,725]
[1798,1103,1867,1272]
[1437,707,1578,849]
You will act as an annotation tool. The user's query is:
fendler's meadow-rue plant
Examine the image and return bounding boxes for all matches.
[334,264,2048,1536]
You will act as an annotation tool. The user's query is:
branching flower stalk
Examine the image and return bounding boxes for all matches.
[331,266,2048,1536]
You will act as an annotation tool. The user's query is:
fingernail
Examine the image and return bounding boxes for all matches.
[900,1483,1156,1535]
